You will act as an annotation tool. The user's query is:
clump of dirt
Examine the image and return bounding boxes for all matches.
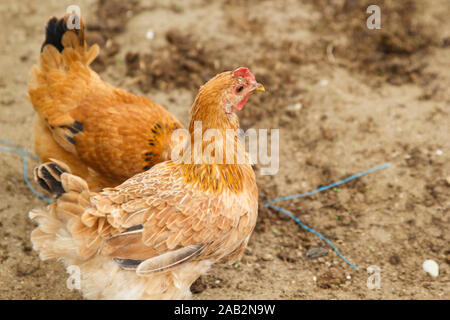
[86,0,139,72]
[190,277,207,294]
[125,29,220,91]
[316,268,346,289]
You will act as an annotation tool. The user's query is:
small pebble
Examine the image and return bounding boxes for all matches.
[346,275,351,280]
[436,149,443,156]
[146,30,155,40]
[287,102,302,112]
[306,247,328,259]
[261,253,274,261]
[422,259,439,277]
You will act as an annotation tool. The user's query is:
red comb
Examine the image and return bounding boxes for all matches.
[232,67,255,81]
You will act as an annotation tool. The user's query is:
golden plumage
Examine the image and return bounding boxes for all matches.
[29,15,183,190]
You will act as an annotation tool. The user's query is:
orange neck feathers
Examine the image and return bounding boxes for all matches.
[175,72,254,193]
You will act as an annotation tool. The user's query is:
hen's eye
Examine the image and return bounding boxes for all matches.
[237,86,244,93]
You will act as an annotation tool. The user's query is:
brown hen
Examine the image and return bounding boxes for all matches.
[29,14,183,190]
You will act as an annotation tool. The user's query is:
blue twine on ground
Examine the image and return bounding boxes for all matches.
[264,163,391,205]
[266,204,359,271]
[264,163,391,271]
[0,139,39,160]
[0,140,53,203]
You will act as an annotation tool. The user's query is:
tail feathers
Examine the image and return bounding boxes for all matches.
[42,14,85,53]
[30,160,94,261]
[34,159,71,197]
[40,14,99,68]
[34,159,91,198]
[29,206,79,261]
[29,14,98,129]
[41,16,74,53]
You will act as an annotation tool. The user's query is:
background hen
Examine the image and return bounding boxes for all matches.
[29,14,183,190]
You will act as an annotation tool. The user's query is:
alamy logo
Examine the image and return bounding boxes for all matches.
[170,122,280,175]
[366,5,381,30]
[366,265,381,289]
[66,265,81,291]
[66,5,81,30]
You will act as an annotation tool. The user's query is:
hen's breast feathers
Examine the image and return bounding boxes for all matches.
[71,161,257,272]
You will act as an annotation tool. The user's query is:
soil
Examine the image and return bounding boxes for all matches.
[0,0,449,299]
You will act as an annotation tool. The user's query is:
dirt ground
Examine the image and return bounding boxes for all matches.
[0,0,449,300]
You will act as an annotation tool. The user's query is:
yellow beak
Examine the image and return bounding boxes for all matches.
[253,83,265,92]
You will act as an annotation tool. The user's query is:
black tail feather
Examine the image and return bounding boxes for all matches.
[34,162,70,197]
[41,15,83,53]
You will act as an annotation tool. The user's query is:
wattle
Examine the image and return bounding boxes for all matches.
[234,94,249,111]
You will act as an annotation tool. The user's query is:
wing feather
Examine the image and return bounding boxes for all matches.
[136,244,206,275]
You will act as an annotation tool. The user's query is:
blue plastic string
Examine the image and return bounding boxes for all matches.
[0,139,40,160]
[264,163,390,205]
[267,204,359,271]
[0,140,53,203]
[264,163,391,271]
